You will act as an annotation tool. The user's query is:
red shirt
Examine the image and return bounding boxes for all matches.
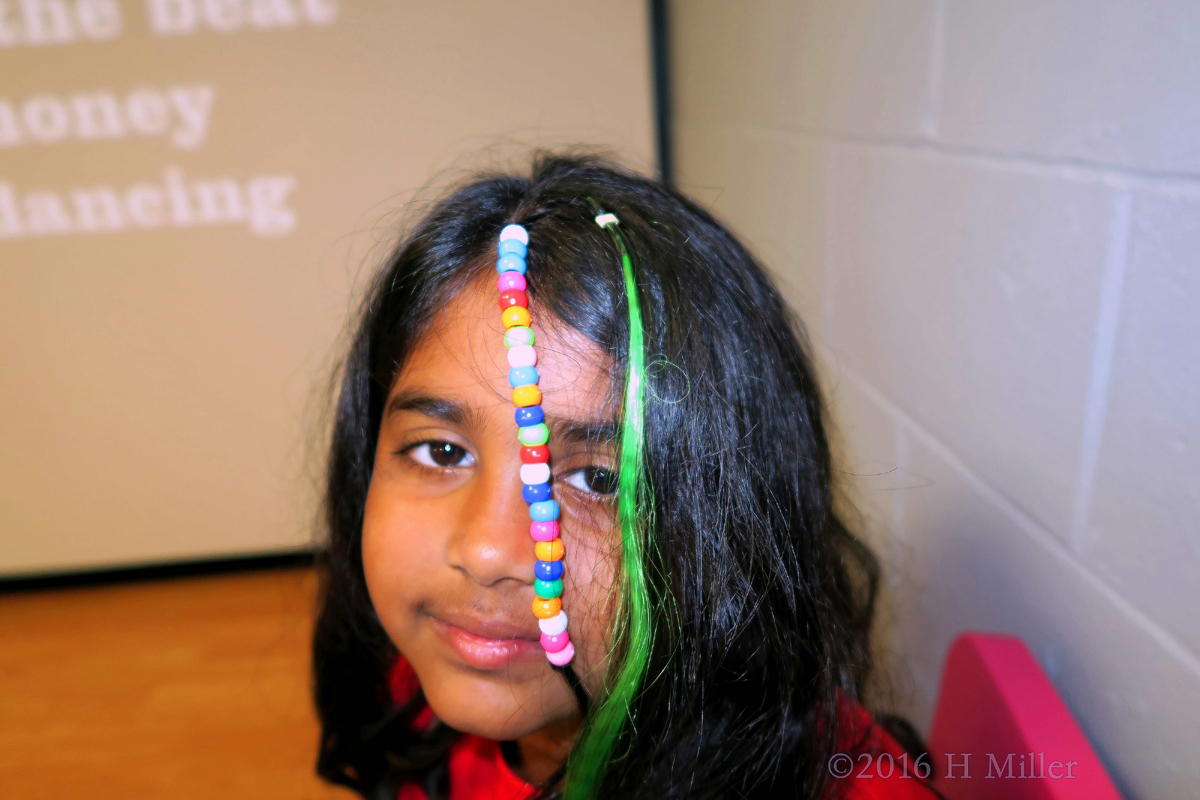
[395,720,938,800]
[823,701,941,800]
[396,736,532,800]
[388,660,937,800]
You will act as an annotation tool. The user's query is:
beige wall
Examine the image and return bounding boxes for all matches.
[0,1,654,576]
[673,2,1200,798]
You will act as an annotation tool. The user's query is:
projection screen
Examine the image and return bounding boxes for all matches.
[0,0,654,576]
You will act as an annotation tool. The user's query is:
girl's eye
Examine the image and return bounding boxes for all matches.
[561,466,619,496]
[407,441,476,469]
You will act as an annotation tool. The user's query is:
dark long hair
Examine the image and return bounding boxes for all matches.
[314,153,883,799]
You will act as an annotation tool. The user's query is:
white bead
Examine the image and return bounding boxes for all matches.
[507,344,537,368]
[499,224,529,245]
[538,610,568,636]
[521,463,551,485]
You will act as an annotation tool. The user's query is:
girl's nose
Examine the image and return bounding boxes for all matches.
[445,460,534,587]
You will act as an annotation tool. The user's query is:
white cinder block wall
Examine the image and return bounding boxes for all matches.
[672,2,1200,797]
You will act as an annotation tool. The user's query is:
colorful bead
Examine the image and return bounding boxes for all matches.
[532,597,562,618]
[534,578,563,598]
[507,344,537,368]
[496,254,527,275]
[508,366,538,387]
[498,272,526,292]
[499,224,529,245]
[498,289,528,310]
[504,326,535,348]
[514,405,544,426]
[502,306,532,329]
[522,482,551,503]
[529,500,559,522]
[512,386,542,407]
[516,421,549,445]
[540,631,570,653]
[530,521,559,541]
[497,224,571,665]
[520,462,551,485]
[535,559,564,581]
[538,610,568,636]
[546,641,576,666]
[520,445,549,463]
[534,538,565,561]
[498,238,527,258]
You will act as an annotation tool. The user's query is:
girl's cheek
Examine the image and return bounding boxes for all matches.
[561,506,620,693]
[361,489,404,630]
[361,477,446,638]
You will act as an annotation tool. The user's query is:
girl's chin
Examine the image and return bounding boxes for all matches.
[422,680,561,741]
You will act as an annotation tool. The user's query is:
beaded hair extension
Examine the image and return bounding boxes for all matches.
[494,224,577,666]
[496,212,653,799]
[563,209,653,799]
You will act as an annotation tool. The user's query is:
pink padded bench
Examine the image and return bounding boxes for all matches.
[927,633,1122,800]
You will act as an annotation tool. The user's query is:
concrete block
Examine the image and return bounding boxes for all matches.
[826,146,1118,540]
[939,0,1200,174]
[1083,190,1200,654]
[675,122,827,330]
[892,436,1200,798]
[674,0,938,139]
[819,365,913,703]
[823,361,904,549]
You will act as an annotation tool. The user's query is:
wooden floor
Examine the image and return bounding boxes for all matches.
[0,567,356,799]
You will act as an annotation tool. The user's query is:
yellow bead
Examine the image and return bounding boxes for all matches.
[512,385,542,407]
[502,306,532,329]
[532,597,563,619]
[535,538,565,561]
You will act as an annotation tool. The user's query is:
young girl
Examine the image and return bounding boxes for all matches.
[313,154,939,800]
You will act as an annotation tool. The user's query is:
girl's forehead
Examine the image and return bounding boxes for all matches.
[395,278,615,420]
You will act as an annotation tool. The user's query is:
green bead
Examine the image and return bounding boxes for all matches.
[517,423,549,446]
[504,326,535,348]
[534,578,563,598]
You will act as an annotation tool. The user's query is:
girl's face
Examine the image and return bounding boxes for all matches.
[362,277,618,741]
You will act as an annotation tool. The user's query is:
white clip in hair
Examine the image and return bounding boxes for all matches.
[594,212,620,228]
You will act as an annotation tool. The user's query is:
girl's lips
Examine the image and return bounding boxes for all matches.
[431,617,543,671]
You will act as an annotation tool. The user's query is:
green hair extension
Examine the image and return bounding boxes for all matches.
[563,209,654,798]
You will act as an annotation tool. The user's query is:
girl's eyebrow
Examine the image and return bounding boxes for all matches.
[385,390,613,444]
[549,418,617,446]
[385,391,471,426]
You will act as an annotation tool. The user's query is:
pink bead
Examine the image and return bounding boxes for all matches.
[530,521,559,541]
[498,272,527,292]
[540,631,570,653]
[546,641,575,666]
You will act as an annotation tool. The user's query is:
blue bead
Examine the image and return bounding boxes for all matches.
[515,405,544,427]
[529,500,559,522]
[508,366,538,387]
[522,482,551,503]
[496,254,527,275]
[498,239,527,258]
[535,559,564,581]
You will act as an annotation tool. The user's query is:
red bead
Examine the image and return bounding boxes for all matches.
[498,289,528,310]
[520,445,549,463]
